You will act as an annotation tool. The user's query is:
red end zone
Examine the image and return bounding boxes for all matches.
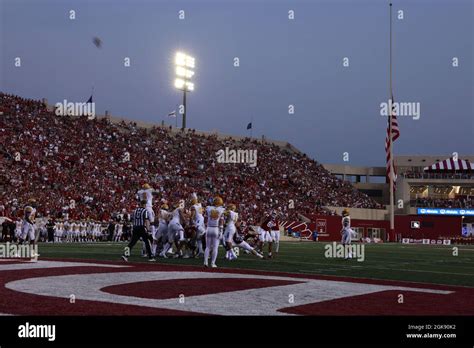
[0,258,472,316]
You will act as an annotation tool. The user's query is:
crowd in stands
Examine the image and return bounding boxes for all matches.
[413,197,474,209]
[0,92,383,226]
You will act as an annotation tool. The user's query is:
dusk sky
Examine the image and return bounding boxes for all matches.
[1,0,472,166]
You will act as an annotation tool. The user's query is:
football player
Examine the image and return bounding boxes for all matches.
[204,196,225,268]
[137,183,157,235]
[223,204,239,260]
[73,220,81,242]
[258,213,275,258]
[18,199,39,256]
[80,220,87,242]
[160,200,186,258]
[269,210,281,255]
[64,219,71,242]
[152,203,171,256]
[341,208,354,259]
[15,218,22,242]
[114,222,123,242]
[231,228,264,259]
[190,194,205,257]
[54,219,63,243]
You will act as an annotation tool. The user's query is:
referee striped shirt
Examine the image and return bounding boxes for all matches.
[132,207,149,227]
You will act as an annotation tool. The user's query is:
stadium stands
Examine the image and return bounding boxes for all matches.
[412,197,474,209]
[0,92,383,224]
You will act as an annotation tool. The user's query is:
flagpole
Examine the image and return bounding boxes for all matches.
[389,3,395,235]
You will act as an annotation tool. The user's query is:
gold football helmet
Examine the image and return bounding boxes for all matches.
[214,196,223,206]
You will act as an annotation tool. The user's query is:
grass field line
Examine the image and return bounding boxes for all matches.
[360,265,474,277]
[296,269,474,289]
[232,257,474,276]
[38,248,474,271]
[275,253,474,266]
[281,243,474,251]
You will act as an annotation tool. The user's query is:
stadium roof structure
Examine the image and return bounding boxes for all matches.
[424,158,474,172]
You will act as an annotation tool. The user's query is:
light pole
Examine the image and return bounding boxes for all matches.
[174,52,195,130]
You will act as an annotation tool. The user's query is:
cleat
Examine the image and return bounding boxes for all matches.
[211,264,217,268]
[121,255,128,262]
[148,258,156,262]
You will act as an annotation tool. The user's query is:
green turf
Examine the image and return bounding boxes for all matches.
[34,241,474,287]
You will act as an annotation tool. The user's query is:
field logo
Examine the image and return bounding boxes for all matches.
[55,99,95,120]
[0,242,38,260]
[18,322,55,341]
[380,98,420,120]
[216,147,257,167]
[324,242,365,262]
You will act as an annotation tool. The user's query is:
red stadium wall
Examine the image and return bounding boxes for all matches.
[393,215,462,239]
[283,215,462,242]
[283,216,389,241]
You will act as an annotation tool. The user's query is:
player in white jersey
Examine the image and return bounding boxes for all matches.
[160,201,186,258]
[15,219,22,240]
[114,223,123,242]
[73,221,81,242]
[19,200,37,243]
[190,195,205,257]
[94,222,102,241]
[152,204,171,257]
[341,209,355,259]
[95,222,101,241]
[137,183,157,233]
[91,222,97,241]
[204,196,225,268]
[80,221,87,242]
[223,204,239,260]
[86,221,94,241]
[54,220,63,243]
[223,204,263,260]
[63,220,71,242]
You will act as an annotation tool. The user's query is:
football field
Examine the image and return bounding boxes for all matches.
[1,241,473,316]
[37,241,474,287]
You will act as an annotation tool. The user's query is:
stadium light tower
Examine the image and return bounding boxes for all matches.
[174,52,195,130]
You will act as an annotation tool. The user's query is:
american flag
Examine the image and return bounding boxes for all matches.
[385,94,400,189]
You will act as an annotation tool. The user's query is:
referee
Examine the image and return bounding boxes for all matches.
[121,200,154,261]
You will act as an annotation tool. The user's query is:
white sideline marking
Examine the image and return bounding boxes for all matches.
[6,271,452,316]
